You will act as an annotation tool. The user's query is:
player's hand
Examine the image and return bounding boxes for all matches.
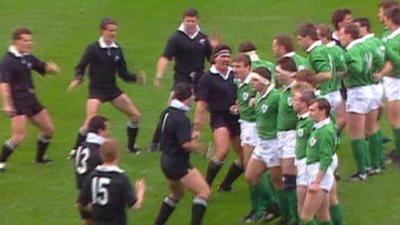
[193,142,207,155]
[3,105,16,117]
[67,79,81,92]
[373,72,382,81]
[154,77,162,88]
[229,105,239,115]
[248,98,256,107]
[192,130,201,140]
[209,32,222,49]
[136,70,146,85]
[46,61,60,74]
[309,181,319,193]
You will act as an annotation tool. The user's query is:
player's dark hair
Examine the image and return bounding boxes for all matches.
[331,8,352,30]
[100,139,120,163]
[12,28,32,40]
[316,24,333,40]
[353,17,371,32]
[379,0,399,9]
[87,115,108,133]
[213,43,231,58]
[173,82,193,101]
[384,6,400,25]
[238,41,256,52]
[277,57,297,73]
[343,23,360,39]
[100,17,118,30]
[312,98,331,117]
[298,22,319,40]
[252,67,271,81]
[273,34,295,52]
[234,54,251,67]
[295,69,318,88]
[183,8,198,18]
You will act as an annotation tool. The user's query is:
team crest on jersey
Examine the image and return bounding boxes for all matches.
[297,129,304,137]
[287,97,293,106]
[261,104,269,113]
[114,55,120,62]
[199,38,206,45]
[309,136,317,146]
[242,92,249,101]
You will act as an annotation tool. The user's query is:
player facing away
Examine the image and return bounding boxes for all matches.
[78,139,146,225]
[74,115,109,225]
[68,17,143,155]
[154,83,210,225]
[0,28,60,172]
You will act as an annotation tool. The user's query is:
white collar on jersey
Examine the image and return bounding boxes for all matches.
[387,27,400,40]
[326,41,337,48]
[361,33,375,41]
[86,132,107,145]
[8,45,30,58]
[98,37,118,49]
[96,164,124,173]
[306,40,322,53]
[284,80,297,91]
[170,99,191,111]
[210,65,233,80]
[282,51,295,57]
[245,50,260,62]
[178,23,200,40]
[313,117,331,129]
[298,111,310,119]
[239,72,253,87]
[346,38,364,50]
[332,31,340,41]
[260,83,275,99]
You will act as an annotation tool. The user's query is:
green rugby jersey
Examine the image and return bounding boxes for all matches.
[362,34,385,83]
[236,75,257,122]
[296,112,313,160]
[343,39,373,87]
[277,82,297,131]
[326,41,346,91]
[255,85,281,139]
[306,118,337,172]
[306,41,334,94]
[282,51,310,71]
[383,27,400,78]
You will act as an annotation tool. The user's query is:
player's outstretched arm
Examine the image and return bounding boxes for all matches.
[67,77,83,92]
[0,83,15,116]
[192,100,208,140]
[45,61,60,74]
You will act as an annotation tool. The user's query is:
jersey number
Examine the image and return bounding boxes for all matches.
[91,177,111,205]
[75,146,90,175]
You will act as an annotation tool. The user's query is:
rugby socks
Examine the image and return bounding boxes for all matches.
[368,132,382,169]
[260,172,278,212]
[154,196,178,225]
[362,140,371,171]
[317,221,333,225]
[378,130,385,165]
[36,134,52,162]
[330,203,343,225]
[73,128,87,149]
[249,184,263,217]
[127,121,139,151]
[0,140,17,163]
[191,197,207,225]
[277,188,290,221]
[350,139,366,173]
[392,127,400,154]
[219,161,243,190]
[283,175,298,223]
[300,219,318,225]
[205,157,224,186]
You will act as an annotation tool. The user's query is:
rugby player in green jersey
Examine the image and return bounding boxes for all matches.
[272,34,310,71]
[378,1,399,39]
[299,99,337,225]
[331,8,353,46]
[232,55,279,222]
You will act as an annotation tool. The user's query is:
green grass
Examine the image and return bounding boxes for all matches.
[0,0,399,225]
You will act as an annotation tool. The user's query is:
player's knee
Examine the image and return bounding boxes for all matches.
[282,175,297,192]
[45,124,55,136]
[198,185,210,199]
[245,172,258,185]
[170,191,184,201]
[12,132,27,144]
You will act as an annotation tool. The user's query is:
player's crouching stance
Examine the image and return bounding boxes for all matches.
[0,28,60,172]
[300,99,337,225]
[74,116,109,225]
[78,139,145,225]
[245,67,284,223]
[154,83,210,225]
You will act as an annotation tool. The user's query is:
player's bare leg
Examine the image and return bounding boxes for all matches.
[30,109,55,163]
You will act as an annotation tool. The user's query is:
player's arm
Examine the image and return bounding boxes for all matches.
[154,56,170,87]
[311,54,332,82]
[68,45,92,91]
[311,133,334,192]
[0,82,15,116]
[344,50,364,78]
[180,117,205,154]
[117,48,140,83]
[131,179,146,210]
[192,100,208,139]
[155,35,178,87]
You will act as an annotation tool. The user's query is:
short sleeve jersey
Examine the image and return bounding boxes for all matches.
[277,84,298,131]
[295,113,313,160]
[79,165,137,225]
[343,39,373,88]
[236,75,257,122]
[255,86,281,139]
[306,118,337,172]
